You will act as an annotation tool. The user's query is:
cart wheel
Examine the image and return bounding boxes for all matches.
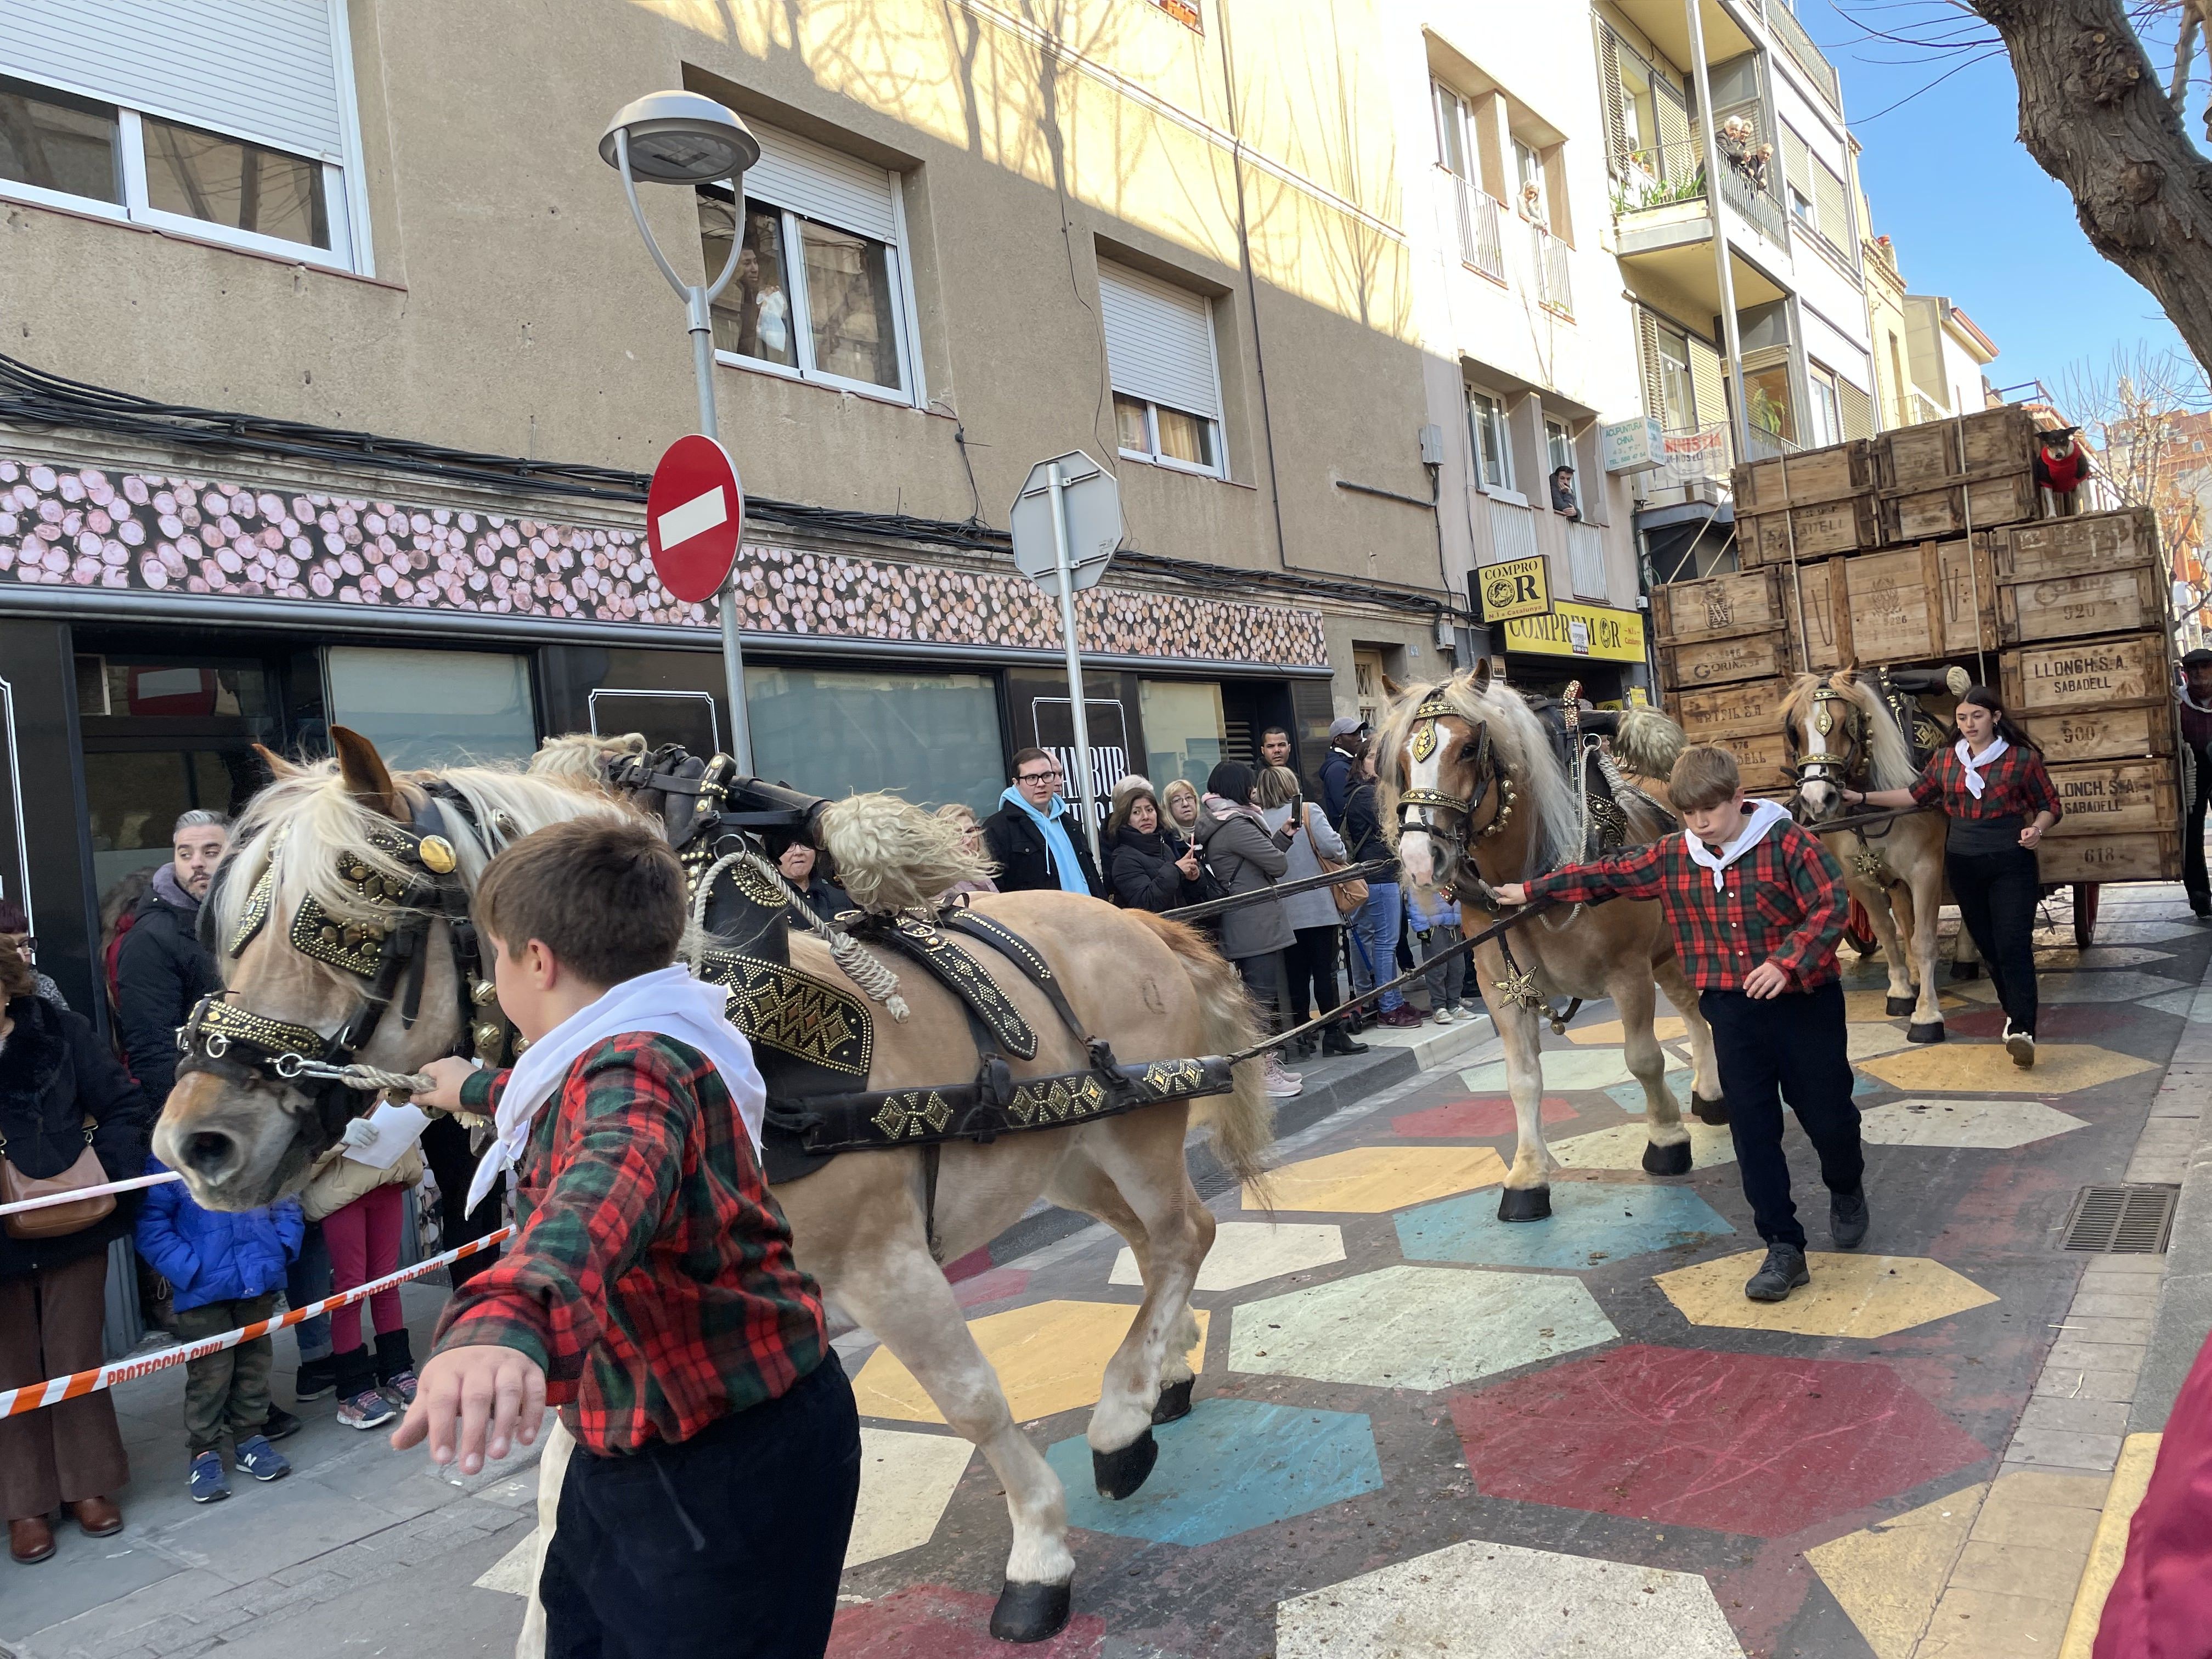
[2073,881,2101,951]
[1843,897,1878,956]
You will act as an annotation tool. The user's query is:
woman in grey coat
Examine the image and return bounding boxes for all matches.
[1195,761,1302,1099]
[1259,766,1368,1060]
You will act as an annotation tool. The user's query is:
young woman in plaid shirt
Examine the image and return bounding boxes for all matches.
[1495,745,1866,1305]
[1843,685,2060,1069]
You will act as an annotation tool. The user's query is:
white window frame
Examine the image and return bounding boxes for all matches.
[1115,391,1225,479]
[1434,81,1471,180]
[0,20,370,276]
[704,181,923,408]
[1807,362,1843,449]
[1545,416,1579,512]
[1468,387,1516,495]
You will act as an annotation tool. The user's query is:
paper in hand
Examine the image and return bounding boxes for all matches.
[340,1102,432,1170]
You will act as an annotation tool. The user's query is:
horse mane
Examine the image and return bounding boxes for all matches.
[1782,670,1914,791]
[528,730,647,790]
[1374,672,1582,878]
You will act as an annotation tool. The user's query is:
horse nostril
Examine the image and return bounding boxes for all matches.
[183,1130,240,1178]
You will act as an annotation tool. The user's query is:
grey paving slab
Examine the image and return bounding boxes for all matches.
[2005,1425,2125,1471]
[7,1566,235,1659]
[2015,1393,2131,1435]
[2031,1367,2143,1403]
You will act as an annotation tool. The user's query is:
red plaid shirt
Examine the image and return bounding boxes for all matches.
[433,1035,826,1455]
[1909,742,2062,827]
[1525,814,1849,993]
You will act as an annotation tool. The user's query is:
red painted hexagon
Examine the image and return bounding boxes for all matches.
[1393,1096,1578,1138]
[831,1587,1107,1657]
[1448,1343,1988,1538]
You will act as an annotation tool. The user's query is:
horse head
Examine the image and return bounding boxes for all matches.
[1376,661,1519,895]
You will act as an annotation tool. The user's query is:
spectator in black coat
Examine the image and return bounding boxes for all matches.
[981,749,1104,896]
[1106,783,1205,913]
[1317,719,1366,828]
[114,811,228,1105]
[773,838,850,923]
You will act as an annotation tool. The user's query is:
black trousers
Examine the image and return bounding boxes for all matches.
[541,1352,862,1659]
[419,1112,505,1289]
[1946,846,2041,1037]
[2187,752,2211,912]
[1700,983,1864,1250]
[1237,948,1289,1038]
[1284,924,1343,1024]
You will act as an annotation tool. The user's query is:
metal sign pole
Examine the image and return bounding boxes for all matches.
[685,282,753,775]
[1048,460,1102,864]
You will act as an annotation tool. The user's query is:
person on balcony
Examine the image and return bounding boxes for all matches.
[1550,465,1582,522]
[1717,116,1771,191]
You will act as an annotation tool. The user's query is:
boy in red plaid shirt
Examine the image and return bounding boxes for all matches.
[399,819,859,1657]
[1494,744,1867,1302]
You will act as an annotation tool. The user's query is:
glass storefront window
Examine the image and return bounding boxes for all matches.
[1139,679,1227,792]
[746,665,1005,815]
[325,647,536,769]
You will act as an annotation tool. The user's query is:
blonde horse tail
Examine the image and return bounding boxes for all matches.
[1125,911,1275,1208]
[1613,705,1687,782]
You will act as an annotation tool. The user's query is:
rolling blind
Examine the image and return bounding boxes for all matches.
[1596,24,1629,171]
[1837,378,1874,440]
[1687,333,1726,437]
[1654,79,1691,164]
[1781,126,1813,205]
[1099,262,1221,419]
[0,0,345,160]
[1634,310,1666,424]
[747,120,900,243]
[1812,158,1852,253]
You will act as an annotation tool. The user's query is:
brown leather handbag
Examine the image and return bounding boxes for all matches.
[1304,812,1369,918]
[0,1119,115,1240]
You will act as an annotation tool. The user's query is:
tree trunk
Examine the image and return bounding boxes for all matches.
[1970,0,2212,375]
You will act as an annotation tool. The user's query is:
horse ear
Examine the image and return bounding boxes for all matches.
[1468,657,1494,696]
[253,743,300,781]
[330,726,403,819]
[1381,671,1406,698]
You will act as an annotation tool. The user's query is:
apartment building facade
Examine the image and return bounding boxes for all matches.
[0,0,1466,1007]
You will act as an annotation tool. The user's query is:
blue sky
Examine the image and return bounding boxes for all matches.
[1795,0,2193,395]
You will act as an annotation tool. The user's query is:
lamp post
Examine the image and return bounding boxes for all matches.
[600,91,762,771]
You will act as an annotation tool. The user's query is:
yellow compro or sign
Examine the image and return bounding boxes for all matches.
[1476,555,1551,623]
[1502,601,1647,662]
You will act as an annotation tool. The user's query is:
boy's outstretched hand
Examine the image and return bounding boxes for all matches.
[1742,960,1791,1000]
[409,1055,477,1115]
[391,1345,547,1475]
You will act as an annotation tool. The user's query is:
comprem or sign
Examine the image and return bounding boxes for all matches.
[1475,555,1551,624]
[646,434,744,603]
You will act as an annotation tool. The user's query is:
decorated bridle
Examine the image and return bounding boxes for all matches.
[1787,685,1867,797]
[175,789,516,1144]
[1396,686,1516,854]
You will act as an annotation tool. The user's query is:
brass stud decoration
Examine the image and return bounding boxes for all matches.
[417,835,458,874]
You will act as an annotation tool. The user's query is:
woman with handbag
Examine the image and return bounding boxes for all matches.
[1259,767,1369,1059]
[0,935,154,1565]
[1194,763,1304,1099]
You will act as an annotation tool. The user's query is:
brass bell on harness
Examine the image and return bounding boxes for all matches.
[470,978,500,1007]
[472,1020,505,1054]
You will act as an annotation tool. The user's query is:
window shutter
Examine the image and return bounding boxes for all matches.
[1838,378,1874,440]
[1098,262,1221,420]
[1653,81,1691,177]
[747,121,899,242]
[1596,23,1629,172]
[0,0,344,159]
[1635,310,1666,424]
[1688,332,1726,435]
[1781,126,1813,205]
[1812,159,1851,253]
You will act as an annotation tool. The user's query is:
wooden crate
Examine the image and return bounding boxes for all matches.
[1651,568,1790,645]
[1658,630,1794,692]
[1874,404,2039,489]
[1788,558,1852,672]
[1880,469,2039,543]
[1672,678,1790,742]
[1718,730,1795,794]
[2046,757,2181,836]
[1732,439,1874,513]
[1997,565,2168,646]
[1841,540,1996,662]
[1999,632,2170,717]
[1994,507,2160,583]
[2036,829,2183,885]
[1741,496,1883,566]
[2023,704,2177,765]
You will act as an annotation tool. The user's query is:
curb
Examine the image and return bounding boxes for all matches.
[2130,958,2212,1432]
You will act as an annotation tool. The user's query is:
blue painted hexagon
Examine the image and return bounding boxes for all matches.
[1602,1070,1689,1114]
[1047,1397,1381,1547]
[1395,1181,1735,1271]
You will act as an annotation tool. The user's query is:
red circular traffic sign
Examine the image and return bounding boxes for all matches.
[646,434,744,603]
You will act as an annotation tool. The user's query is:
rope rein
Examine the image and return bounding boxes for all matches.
[693,846,913,1023]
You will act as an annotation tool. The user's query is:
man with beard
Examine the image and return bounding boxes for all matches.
[115,810,228,1105]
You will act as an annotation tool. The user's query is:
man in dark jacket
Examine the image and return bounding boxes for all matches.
[2183,649,2212,918]
[983,749,1104,896]
[115,810,228,1105]
[1317,718,1365,828]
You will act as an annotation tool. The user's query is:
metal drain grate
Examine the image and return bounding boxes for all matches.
[2063,1184,2180,1254]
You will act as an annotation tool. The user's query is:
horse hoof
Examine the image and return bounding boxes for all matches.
[1497,1186,1551,1223]
[990,1579,1074,1643]
[1908,1022,1946,1044]
[1886,995,1915,1017]
[1949,961,1982,981]
[1093,1429,1159,1500]
[1692,1092,1730,1126]
[1641,1138,1694,1177]
[1152,1378,1194,1425]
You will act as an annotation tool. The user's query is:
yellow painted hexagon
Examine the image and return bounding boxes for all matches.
[1655,1251,1997,1338]
[1550,1120,1736,1171]
[1566,1017,1689,1046]
[1246,1146,1508,1214]
[851,1300,1210,1425]
[1841,989,1968,1023]
[1859,1042,2156,1096]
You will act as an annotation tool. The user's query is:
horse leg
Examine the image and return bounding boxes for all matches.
[1058,1114,1214,1499]
[1477,969,1553,1221]
[1908,856,1949,1041]
[1043,1147,1203,1427]
[1853,873,1916,1018]
[827,1237,1078,1642]
[1615,971,1691,1176]
[1655,953,1726,1125]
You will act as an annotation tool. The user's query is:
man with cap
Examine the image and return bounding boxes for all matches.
[2182,648,2212,917]
[1318,718,1365,830]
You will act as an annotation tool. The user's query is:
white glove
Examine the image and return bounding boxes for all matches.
[340,1117,379,1150]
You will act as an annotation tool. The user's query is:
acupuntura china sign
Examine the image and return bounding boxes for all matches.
[1502,600,1646,662]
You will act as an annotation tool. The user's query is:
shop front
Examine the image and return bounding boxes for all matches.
[1498,600,1652,707]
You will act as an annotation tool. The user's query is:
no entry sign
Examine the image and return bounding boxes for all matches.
[646,434,743,603]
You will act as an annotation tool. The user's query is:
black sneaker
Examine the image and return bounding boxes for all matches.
[262,1405,302,1442]
[1831,1191,1870,1251]
[294,1356,338,1402]
[1745,1244,1810,1302]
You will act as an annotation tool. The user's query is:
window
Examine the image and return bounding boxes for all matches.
[0,71,353,267]
[1807,363,1842,448]
[747,665,1005,816]
[325,648,536,769]
[1746,365,1796,444]
[1545,417,1578,512]
[1656,326,1697,431]
[697,121,918,401]
[1099,261,1224,477]
[1515,139,1545,221]
[1468,388,1514,492]
[1434,82,1471,180]
[1139,679,1228,791]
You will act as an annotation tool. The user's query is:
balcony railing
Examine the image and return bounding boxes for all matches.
[1757,0,1843,115]
[1451,173,1505,283]
[1534,224,1572,317]
[1612,139,1786,245]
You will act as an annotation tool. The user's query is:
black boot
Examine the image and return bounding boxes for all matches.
[1745,1244,1810,1302]
[1831,1190,1870,1251]
[373,1327,416,1387]
[1322,1023,1369,1056]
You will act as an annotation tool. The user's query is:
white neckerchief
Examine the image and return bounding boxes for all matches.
[1683,798,1792,891]
[2181,687,2212,714]
[1955,735,2008,800]
[464,965,766,1211]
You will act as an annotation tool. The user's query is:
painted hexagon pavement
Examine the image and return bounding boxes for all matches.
[1449,1344,1988,1538]
[1391,1094,1578,1138]
[830,1585,1107,1656]
[845,1427,974,1567]
[1858,1098,2087,1149]
[1656,1252,1998,1338]
[1551,1118,1737,1171]
[1047,1398,1382,1547]
[1231,1263,1617,1390]
[1396,1181,1734,1271]
[1110,1221,1344,1292]
[1246,1146,1506,1213]
[1858,1041,2155,1096]
[852,1301,1207,1424]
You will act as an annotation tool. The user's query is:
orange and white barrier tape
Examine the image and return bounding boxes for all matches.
[0,1227,514,1419]
[0,1170,182,1218]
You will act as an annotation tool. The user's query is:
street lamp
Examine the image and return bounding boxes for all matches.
[600,91,762,771]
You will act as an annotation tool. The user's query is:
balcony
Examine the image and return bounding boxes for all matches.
[1759,0,1843,114]
[1534,225,1572,318]
[1606,1,1840,118]
[1613,140,1789,317]
[1449,172,1505,283]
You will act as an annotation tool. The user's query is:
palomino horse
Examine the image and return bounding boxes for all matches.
[151,729,1269,1645]
[1781,669,1950,1042]
[1376,665,1724,1220]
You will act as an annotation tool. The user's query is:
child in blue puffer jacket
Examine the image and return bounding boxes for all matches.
[136,1158,305,1503]
[1404,884,1468,1025]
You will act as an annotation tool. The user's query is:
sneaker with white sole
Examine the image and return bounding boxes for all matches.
[1432,1007,1455,1026]
[1261,1059,1304,1098]
[336,1386,398,1430]
[234,1435,291,1482]
[2004,1021,2035,1068]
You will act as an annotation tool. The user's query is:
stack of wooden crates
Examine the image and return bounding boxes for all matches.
[1651,404,2181,884]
